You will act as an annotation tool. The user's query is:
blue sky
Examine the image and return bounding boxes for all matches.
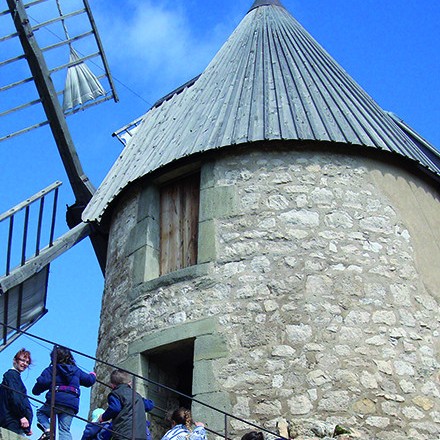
[0,0,439,438]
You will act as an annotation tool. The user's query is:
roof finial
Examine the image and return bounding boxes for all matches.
[248,0,285,13]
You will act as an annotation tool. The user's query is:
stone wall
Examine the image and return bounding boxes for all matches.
[0,428,22,440]
[94,145,440,440]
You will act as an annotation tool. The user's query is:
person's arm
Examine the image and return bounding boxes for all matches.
[79,370,97,388]
[100,394,121,422]
[143,398,154,412]
[191,425,207,440]
[81,422,102,440]
[32,367,51,395]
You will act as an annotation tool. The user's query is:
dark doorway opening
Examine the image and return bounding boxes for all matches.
[143,338,195,416]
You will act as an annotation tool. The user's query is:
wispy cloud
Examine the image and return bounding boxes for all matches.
[94,0,230,90]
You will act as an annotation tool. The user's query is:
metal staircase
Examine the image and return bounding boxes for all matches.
[0,322,286,440]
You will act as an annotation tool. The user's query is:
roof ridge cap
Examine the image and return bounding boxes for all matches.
[248,0,285,13]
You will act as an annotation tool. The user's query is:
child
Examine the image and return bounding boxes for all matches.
[82,408,152,440]
[0,348,33,436]
[161,407,207,440]
[99,369,154,440]
[32,346,96,440]
[81,408,112,440]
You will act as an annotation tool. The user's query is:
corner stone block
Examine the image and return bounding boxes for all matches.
[192,391,232,433]
[198,220,217,263]
[132,245,160,286]
[126,216,160,257]
[200,161,217,190]
[192,359,220,394]
[194,333,228,361]
[199,186,239,222]
[137,185,160,222]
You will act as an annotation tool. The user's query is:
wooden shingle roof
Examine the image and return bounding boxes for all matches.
[83,1,440,222]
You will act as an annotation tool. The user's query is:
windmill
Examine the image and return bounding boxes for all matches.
[0,0,117,350]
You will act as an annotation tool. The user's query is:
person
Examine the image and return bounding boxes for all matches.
[83,407,152,440]
[81,408,111,440]
[32,346,96,440]
[98,369,154,440]
[0,348,33,436]
[161,407,207,440]
[241,432,264,440]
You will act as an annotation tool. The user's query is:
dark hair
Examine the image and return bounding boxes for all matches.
[167,407,193,430]
[51,346,76,365]
[241,432,264,440]
[14,348,32,366]
[110,369,131,386]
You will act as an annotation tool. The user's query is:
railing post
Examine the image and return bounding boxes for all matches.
[49,187,59,247]
[6,215,14,275]
[35,196,45,256]
[131,374,136,440]
[21,205,30,266]
[224,413,228,440]
[50,346,58,440]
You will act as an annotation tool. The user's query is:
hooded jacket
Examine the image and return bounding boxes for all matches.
[32,364,96,413]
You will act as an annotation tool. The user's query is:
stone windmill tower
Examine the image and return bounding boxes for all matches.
[83,0,440,438]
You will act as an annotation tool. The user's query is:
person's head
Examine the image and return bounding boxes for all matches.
[51,346,76,365]
[13,348,31,373]
[166,407,193,430]
[110,369,131,388]
[91,408,105,422]
[241,432,264,440]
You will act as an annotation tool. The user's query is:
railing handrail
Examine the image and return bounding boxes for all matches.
[0,381,133,440]
[0,322,287,440]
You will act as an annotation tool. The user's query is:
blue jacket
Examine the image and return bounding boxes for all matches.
[32,364,96,413]
[0,368,33,434]
[81,421,112,440]
[81,420,152,440]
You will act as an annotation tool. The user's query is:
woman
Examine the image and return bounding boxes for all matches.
[0,348,33,436]
[161,407,207,440]
[32,346,96,440]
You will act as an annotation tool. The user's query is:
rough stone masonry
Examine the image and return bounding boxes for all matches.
[95,145,440,440]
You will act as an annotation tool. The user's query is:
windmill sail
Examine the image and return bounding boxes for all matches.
[0,182,91,351]
[63,47,106,112]
[0,0,118,142]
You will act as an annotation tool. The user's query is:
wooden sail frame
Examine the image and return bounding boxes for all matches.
[0,0,118,143]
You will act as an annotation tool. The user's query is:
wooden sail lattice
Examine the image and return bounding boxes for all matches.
[0,0,118,143]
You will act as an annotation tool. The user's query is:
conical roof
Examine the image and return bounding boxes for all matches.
[83,1,440,223]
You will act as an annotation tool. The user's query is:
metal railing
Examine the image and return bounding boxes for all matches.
[0,322,287,440]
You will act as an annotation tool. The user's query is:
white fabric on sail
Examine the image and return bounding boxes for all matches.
[63,47,105,112]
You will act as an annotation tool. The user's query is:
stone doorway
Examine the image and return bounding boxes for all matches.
[143,337,195,417]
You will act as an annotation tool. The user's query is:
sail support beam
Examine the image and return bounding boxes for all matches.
[6,0,96,206]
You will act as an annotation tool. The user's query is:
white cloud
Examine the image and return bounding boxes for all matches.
[95,0,227,86]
